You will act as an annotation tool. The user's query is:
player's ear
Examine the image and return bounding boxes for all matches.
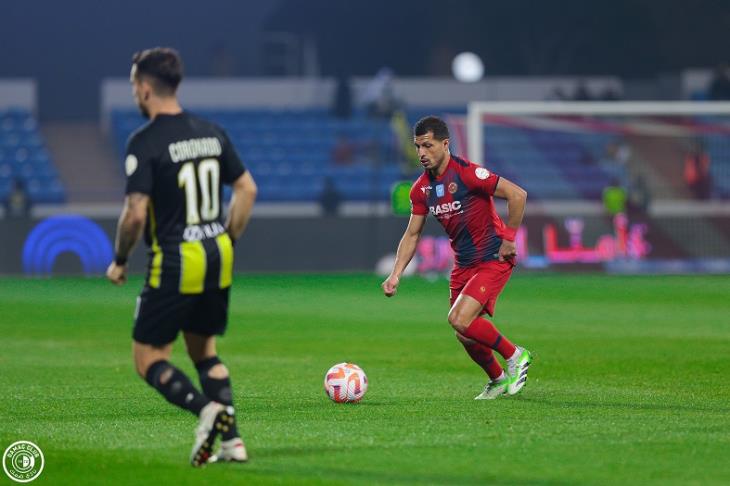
[139,79,152,101]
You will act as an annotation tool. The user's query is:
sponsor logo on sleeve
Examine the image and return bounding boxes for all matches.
[125,155,138,176]
[475,167,490,180]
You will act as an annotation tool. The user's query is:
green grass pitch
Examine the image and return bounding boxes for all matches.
[1,273,729,485]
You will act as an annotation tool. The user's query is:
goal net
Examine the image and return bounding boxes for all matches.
[461,101,730,273]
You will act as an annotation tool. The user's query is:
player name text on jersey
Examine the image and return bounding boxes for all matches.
[168,137,222,163]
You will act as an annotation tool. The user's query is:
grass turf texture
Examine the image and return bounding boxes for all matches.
[1,274,729,485]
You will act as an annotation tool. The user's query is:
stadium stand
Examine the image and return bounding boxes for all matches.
[483,124,619,200]
[111,108,729,202]
[111,109,410,202]
[0,109,65,204]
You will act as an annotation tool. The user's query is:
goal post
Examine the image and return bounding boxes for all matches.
[463,101,730,273]
[467,101,730,164]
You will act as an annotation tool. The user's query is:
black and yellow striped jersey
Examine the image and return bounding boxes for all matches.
[124,112,246,294]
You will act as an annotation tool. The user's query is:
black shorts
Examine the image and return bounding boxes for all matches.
[133,286,230,346]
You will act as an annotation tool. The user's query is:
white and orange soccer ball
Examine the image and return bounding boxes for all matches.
[324,362,368,403]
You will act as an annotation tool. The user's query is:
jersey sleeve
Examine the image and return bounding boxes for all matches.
[124,133,154,195]
[409,182,429,216]
[218,130,246,185]
[462,164,500,195]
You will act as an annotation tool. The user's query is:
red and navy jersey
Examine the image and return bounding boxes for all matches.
[410,156,507,268]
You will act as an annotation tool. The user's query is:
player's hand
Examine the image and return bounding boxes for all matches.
[106,262,128,286]
[497,240,517,262]
[382,274,400,297]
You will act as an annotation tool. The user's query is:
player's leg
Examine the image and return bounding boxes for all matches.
[448,297,512,398]
[455,332,504,379]
[450,277,506,378]
[133,288,225,466]
[183,287,247,463]
[133,340,213,416]
[133,288,214,416]
[450,268,510,398]
[135,340,225,466]
[184,332,247,463]
[448,293,517,360]
[448,261,532,395]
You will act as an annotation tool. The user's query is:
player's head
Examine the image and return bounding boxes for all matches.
[130,47,184,118]
[414,116,450,172]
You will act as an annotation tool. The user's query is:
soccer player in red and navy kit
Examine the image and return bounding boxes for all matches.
[382,116,532,399]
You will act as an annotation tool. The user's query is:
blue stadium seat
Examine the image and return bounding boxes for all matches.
[111,108,483,202]
[0,109,65,204]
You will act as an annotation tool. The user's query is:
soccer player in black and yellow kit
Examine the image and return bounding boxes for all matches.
[106,47,257,466]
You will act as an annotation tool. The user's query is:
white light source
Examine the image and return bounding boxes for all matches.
[452,52,484,83]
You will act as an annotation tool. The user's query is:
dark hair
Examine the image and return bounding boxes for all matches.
[132,47,183,96]
[414,116,450,140]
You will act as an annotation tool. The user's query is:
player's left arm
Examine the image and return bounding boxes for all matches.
[225,171,257,243]
[493,177,527,262]
[106,193,149,285]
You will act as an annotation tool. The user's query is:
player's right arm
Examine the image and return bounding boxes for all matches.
[108,133,153,285]
[382,213,426,297]
[225,171,257,243]
[107,193,149,285]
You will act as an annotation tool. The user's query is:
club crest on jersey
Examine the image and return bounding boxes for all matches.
[436,184,445,197]
[448,182,458,194]
[475,167,490,180]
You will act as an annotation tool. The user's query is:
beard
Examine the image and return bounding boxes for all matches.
[136,101,150,119]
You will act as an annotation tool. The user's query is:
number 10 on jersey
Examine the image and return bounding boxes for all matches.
[178,158,220,225]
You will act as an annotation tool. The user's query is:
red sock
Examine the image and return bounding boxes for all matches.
[461,341,504,380]
[463,317,517,360]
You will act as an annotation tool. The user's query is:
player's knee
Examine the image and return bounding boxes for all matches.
[135,357,170,381]
[447,308,470,333]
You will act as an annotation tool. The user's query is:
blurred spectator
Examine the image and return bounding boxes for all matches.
[573,81,593,101]
[331,134,355,165]
[599,87,621,101]
[626,171,651,217]
[4,179,31,218]
[708,63,730,100]
[390,110,420,173]
[331,72,353,119]
[362,67,402,119]
[602,178,627,216]
[600,140,631,187]
[318,177,342,216]
[546,86,569,101]
[683,138,712,199]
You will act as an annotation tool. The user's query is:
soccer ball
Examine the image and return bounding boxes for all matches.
[324,362,368,403]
